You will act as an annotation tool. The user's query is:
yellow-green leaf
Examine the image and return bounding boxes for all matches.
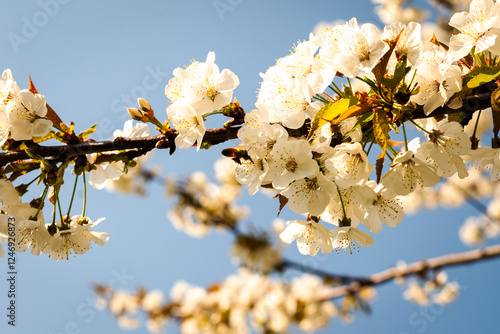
[337,103,372,123]
[79,123,98,140]
[373,109,391,182]
[463,66,500,89]
[373,109,390,150]
[307,97,358,140]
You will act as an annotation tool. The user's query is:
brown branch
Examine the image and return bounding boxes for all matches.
[412,80,497,120]
[323,243,500,299]
[0,79,495,168]
[0,127,242,166]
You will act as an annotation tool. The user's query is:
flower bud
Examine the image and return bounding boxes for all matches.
[138,98,151,112]
[127,107,144,121]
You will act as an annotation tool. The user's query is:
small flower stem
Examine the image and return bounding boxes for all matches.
[407,68,417,92]
[386,150,394,162]
[365,140,375,157]
[336,185,348,220]
[66,174,79,218]
[402,123,409,151]
[26,174,41,188]
[471,109,482,146]
[51,194,57,226]
[82,172,87,217]
[409,118,432,135]
[34,186,49,220]
[330,82,344,98]
[147,114,166,132]
[387,143,399,157]
[347,78,353,95]
[55,186,64,221]
[202,110,223,120]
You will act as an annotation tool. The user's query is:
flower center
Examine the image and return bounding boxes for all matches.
[206,88,219,102]
[285,159,298,172]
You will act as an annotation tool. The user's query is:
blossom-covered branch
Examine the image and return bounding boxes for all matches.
[324,243,500,299]
[0,127,241,166]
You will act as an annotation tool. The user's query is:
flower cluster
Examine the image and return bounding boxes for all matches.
[165,162,247,237]
[0,179,108,260]
[95,269,371,334]
[165,52,240,149]
[399,271,460,306]
[167,0,500,257]
[88,120,150,190]
[0,69,53,145]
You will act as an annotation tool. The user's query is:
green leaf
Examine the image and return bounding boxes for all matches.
[337,103,372,123]
[78,123,98,140]
[307,97,359,140]
[463,66,500,89]
[353,111,374,130]
[380,56,409,90]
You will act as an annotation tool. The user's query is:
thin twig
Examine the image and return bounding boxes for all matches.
[323,243,500,299]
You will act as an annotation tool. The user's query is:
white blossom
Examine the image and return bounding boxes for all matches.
[279,219,333,256]
[330,226,374,253]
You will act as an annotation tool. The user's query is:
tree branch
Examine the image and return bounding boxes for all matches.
[412,80,497,120]
[0,80,495,167]
[323,243,500,299]
[0,127,242,166]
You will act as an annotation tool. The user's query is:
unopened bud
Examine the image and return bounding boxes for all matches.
[127,107,144,121]
[138,98,151,112]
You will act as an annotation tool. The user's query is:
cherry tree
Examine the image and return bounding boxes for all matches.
[2,0,500,333]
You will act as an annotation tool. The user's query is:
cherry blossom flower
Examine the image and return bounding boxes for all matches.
[6,202,50,255]
[280,173,336,216]
[235,156,270,195]
[0,179,22,210]
[416,121,470,178]
[257,67,320,129]
[7,89,52,141]
[448,0,500,60]
[434,282,460,305]
[267,139,319,189]
[237,122,288,159]
[335,18,388,77]
[330,226,374,254]
[325,142,374,188]
[43,216,108,261]
[410,50,463,115]
[279,219,333,256]
[321,184,376,227]
[403,281,431,306]
[167,101,206,150]
[363,181,404,233]
[165,52,239,113]
[382,21,423,65]
[381,143,440,196]
[89,120,150,189]
[0,111,9,146]
[463,146,500,180]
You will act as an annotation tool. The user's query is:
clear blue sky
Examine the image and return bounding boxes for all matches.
[1,1,499,333]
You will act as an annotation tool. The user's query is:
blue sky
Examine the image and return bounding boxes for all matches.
[1,0,499,333]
